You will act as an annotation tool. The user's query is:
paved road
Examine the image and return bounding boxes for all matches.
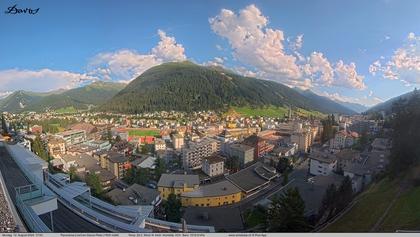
[0,144,106,233]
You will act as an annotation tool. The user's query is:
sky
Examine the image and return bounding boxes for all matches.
[0,0,419,107]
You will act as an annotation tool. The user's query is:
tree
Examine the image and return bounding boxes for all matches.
[335,176,353,212]
[1,114,8,134]
[266,187,310,232]
[32,135,49,161]
[318,184,337,219]
[141,145,149,154]
[68,166,79,182]
[164,193,182,222]
[321,115,338,144]
[276,158,292,174]
[154,157,166,181]
[123,167,150,185]
[388,90,420,176]
[86,173,103,197]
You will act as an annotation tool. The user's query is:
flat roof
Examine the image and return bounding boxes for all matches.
[229,143,254,152]
[158,174,199,188]
[226,162,277,193]
[181,180,241,198]
[107,184,159,205]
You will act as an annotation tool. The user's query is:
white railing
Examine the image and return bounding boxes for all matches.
[45,177,150,233]
[15,191,51,232]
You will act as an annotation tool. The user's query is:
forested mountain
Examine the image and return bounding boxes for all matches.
[365,90,417,115]
[0,81,125,113]
[101,62,356,114]
[335,101,368,113]
[294,89,357,114]
[0,90,60,113]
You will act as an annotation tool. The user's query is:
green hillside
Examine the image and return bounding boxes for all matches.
[101,62,355,115]
[25,81,126,112]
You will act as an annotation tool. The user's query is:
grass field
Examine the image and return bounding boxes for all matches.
[325,178,398,232]
[128,129,160,136]
[295,108,326,118]
[229,106,325,118]
[231,106,289,117]
[55,106,77,114]
[379,186,420,231]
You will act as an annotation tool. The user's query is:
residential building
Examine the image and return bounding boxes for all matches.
[99,151,130,179]
[56,129,87,146]
[85,140,111,151]
[60,154,115,190]
[154,138,166,151]
[330,130,359,150]
[69,123,97,135]
[291,132,311,152]
[47,136,66,158]
[181,180,242,207]
[228,143,254,167]
[242,134,274,159]
[309,151,337,176]
[30,125,43,134]
[172,134,184,150]
[182,137,221,170]
[107,184,161,206]
[157,174,200,200]
[271,143,298,157]
[202,155,225,177]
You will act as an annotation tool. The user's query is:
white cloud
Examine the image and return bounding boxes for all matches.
[0,69,97,93]
[320,91,381,107]
[209,4,302,84]
[203,57,225,67]
[370,32,420,84]
[88,30,186,82]
[303,53,366,90]
[151,30,186,62]
[303,52,334,86]
[320,91,354,102]
[290,34,304,51]
[209,5,366,90]
[333,60,366,89]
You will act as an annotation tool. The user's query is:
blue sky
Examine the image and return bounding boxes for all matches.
[0,0,419,106]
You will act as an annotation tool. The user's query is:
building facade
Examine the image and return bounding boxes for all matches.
[182,138,221,170]
[202,155,225,177]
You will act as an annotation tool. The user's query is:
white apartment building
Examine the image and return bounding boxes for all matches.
[330,130,359,150]
[172,134,185,150]
[309,152,337,176]
[154,138,166,151]
[55,129,86,146]
[182,137,221,170]
[202,155,225,177]
[291,132,311,152]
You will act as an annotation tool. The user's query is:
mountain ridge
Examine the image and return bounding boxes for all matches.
[101,62,356,115]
